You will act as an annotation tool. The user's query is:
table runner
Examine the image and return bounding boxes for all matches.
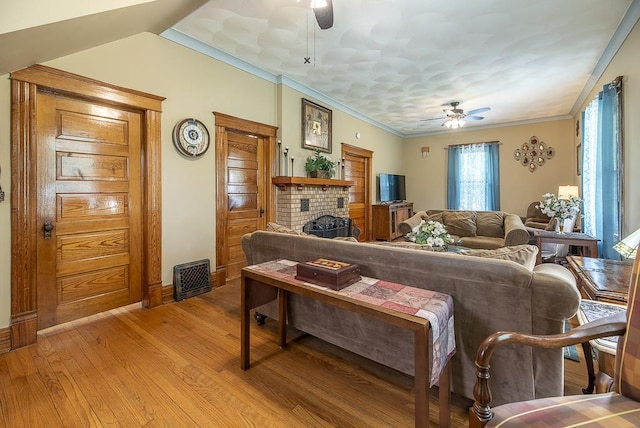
[246,259,456,386]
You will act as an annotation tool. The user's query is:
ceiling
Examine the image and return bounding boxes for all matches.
[168,0,639,136]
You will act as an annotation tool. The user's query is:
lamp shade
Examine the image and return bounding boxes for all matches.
[613,228,640,259]
[558,185,579,199]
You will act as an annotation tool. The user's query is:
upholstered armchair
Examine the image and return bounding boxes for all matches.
[469,244,640,427]
[523,201,553,230]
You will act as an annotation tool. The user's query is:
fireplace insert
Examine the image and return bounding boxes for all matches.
[303,214,352,239]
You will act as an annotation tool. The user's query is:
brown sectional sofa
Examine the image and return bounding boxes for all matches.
[398,209,531,249]
[241,230,581,406]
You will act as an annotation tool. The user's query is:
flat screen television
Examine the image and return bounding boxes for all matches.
[378,173,406,203]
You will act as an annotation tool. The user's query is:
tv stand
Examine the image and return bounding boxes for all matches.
[372,202,413,241]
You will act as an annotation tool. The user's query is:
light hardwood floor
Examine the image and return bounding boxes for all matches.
[0,282,590,427]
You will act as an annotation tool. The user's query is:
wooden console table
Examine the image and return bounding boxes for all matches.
[566,256,631,394]
[241,259,455,428]
[566,256,632,304]
[532,229,599,265]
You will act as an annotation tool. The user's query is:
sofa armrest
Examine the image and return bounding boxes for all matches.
[531,263,581,321]
[398,210,426,235]
[503,213,531,246]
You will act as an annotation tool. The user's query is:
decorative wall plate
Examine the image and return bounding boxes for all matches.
[514,136,554,173]
[172,118,210,158]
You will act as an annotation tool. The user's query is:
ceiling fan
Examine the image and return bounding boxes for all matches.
[310,0,333,29]
[421,102,491,128]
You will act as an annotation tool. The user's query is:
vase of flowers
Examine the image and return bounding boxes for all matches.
[537,193,582,233]
[406,220,454,250]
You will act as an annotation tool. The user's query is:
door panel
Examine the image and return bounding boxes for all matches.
[342,144,373,242]
[36,93,142,329]
[344,154,367,241]
[225,131,265,281]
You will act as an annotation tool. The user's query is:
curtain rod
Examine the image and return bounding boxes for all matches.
[444,141,501,149]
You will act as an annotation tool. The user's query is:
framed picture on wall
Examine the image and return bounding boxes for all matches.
[302,98,332,153]
[577,143,582,176]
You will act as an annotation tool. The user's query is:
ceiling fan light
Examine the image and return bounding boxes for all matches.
[444,120,453,128]
[458,119,466,127]
[310,0,328,8]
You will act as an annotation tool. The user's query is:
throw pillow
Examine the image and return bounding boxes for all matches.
[476,212,505,237]
[421,212,444,224]
[332,236,358,242]
[443,211,477,237]
[266,222,305,235]
[462,244,538,270]
[374,241,436,251]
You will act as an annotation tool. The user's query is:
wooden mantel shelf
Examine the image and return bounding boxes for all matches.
[272,176,355,190]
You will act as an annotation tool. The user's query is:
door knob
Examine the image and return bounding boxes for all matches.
[43,222,54,239]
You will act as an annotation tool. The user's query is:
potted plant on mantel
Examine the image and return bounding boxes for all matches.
[304,150,336,179]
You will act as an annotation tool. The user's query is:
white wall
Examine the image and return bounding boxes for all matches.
[573,20,640,237]
[402,120,574,217]
[276,85,405,201]
[0,32,403,328]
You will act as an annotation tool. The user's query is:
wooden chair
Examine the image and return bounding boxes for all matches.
[469,244,640,427]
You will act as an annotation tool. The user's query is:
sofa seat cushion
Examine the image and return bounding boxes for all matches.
[442,211,477,237]
[462,244,539,270]
[458,236,504,250]
[476,211,505,237]
[488,392,640,427]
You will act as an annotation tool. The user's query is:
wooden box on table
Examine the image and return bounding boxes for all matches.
[296,258,361,290]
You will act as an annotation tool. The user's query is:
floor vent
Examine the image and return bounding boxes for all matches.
[173,259,212,301]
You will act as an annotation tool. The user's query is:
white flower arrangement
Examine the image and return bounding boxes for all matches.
[537,193,582,221]
[407,220,454,248]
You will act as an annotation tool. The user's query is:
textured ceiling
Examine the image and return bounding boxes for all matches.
[171,0,635,136]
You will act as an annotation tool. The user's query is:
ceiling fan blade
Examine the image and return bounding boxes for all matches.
[465,116,484,121]
[420,117,445,122]
[313,0,334,30]
[466,107,491,116]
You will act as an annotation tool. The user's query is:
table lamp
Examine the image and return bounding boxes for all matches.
[558,185,579,199]
[613,228,640,259]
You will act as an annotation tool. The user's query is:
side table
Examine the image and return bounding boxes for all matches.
[532,229,599,265]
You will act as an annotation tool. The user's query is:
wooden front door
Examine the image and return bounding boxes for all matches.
[342,144,373,241]
[36,93,143,329]
[215,113,277,284]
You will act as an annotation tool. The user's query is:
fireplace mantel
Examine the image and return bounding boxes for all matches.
[272,176,355,190]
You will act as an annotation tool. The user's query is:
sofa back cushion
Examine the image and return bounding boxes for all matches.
[476,211,505,237]
[443,211,477,237]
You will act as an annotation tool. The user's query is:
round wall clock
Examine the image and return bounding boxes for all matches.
[172,118,210,158]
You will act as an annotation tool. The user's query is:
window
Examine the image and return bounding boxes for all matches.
[447,142,500,211]
[581,77,623,259]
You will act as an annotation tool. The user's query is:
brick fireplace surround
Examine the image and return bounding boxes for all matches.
[272,177,354,232]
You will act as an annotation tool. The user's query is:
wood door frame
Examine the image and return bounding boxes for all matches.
[10,65,164,349]
[214,112,277,285]
[341,143,373,241]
